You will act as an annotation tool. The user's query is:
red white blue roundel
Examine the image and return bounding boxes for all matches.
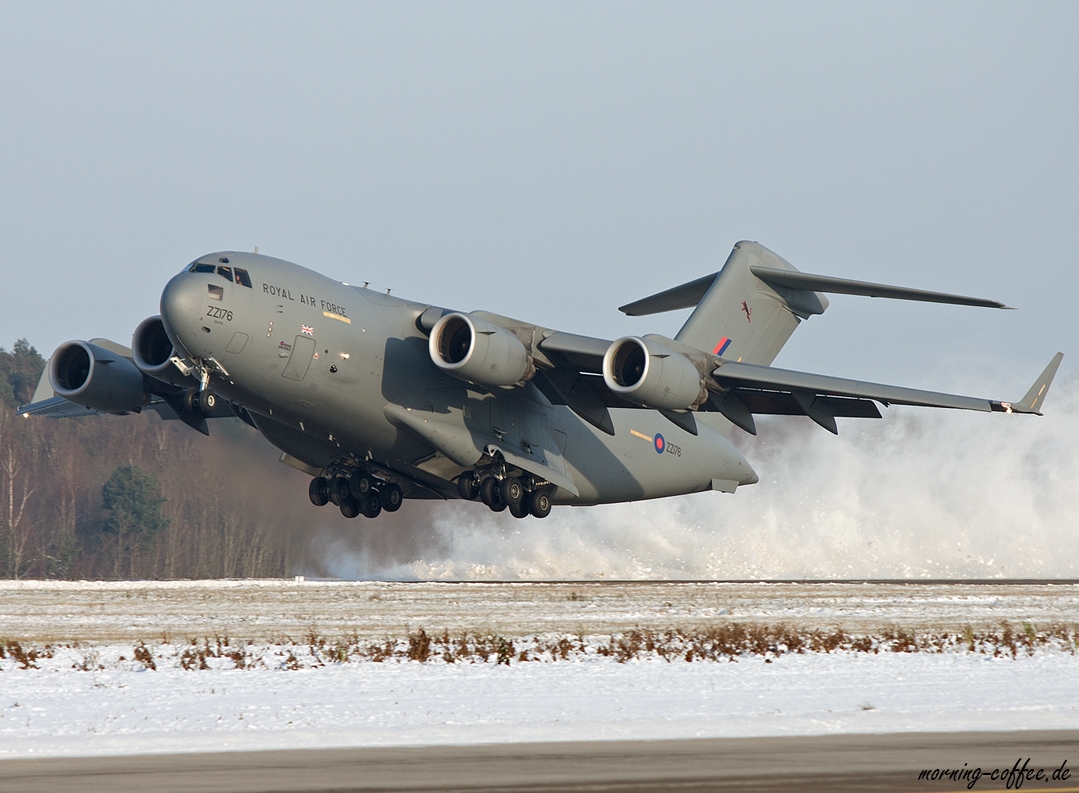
[653,433,665,454]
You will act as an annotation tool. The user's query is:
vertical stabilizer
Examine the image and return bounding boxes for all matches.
[674,241,828,365]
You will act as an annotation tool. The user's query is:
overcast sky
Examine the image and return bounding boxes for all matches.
[1,2,1076,397]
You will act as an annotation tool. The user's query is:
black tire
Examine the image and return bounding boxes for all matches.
[508,499,529,519]
[380,483,402,512]
[329,476,351,507]
[348,473,372,500]
[340,498,361,519]
[202,391,217,411]
[308,477,329,507]
[479,477,501,508]
[529,490,552,519]
[361,491,382,519]
[502,477,525,508]
[457,471,478,500]
[182,388,205,417]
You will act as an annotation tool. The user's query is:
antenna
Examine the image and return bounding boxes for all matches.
[363,281,369,289]
[254,245,259,254]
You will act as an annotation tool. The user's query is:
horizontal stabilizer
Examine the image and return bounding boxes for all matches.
[618,273,717,316]
[749,266,1011,309]
[618,260,1011,318]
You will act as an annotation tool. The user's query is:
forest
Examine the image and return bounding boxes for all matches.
[0,339,327,579]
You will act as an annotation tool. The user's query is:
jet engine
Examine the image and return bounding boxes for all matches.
[132,316,189,386]
[49,341,147,414]
[429,313,535,388]
[602,336,707,410]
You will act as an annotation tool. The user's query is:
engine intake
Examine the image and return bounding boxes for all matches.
[603,336,707,410]
[429,313,534,388]
[132,316,177,376]
[50,341,148,414]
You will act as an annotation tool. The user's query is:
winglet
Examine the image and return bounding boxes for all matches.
[992,353,1064,415]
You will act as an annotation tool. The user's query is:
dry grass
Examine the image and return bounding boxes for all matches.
[2,622,1076,671]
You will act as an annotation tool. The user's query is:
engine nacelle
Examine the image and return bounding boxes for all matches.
[602,336,707,410]
[131,315,193,388]
[132,316,177,376]
[49,341,148,413]
[429,312,535,388]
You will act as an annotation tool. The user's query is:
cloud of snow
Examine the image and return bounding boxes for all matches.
[311,377,1079,580]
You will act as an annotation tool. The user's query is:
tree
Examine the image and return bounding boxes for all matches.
[0,339,46,407]
[101,465,169,577]
[0,406,37,577]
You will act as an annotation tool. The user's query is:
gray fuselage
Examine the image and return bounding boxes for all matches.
[159,251,757,505]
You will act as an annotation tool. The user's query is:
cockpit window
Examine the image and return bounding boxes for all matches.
[217,265,232,281]
[189,262,215,273]
[233,267,252,288]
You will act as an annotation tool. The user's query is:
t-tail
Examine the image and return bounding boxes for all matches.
[619,240,1012,365]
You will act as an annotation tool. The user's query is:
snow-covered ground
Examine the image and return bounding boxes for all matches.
[3,579,1078,642]
[1,580,1077,758]
[1,646,1077,758]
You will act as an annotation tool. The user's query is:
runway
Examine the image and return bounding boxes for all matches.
[2,730,1077,792]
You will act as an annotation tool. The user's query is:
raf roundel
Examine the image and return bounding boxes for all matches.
[653,433,665,454]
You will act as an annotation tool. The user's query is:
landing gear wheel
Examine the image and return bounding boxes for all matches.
[480,477,506,512]
[182,388,210,417]
[361,491,382,519]
[508,499,529,519]
[502,477,525,508]
[329,476,351,507]
[457,471,478,501]
[348,473,373,500]
[308,477,330,507]
[529,490,552,519]
[340,498,361,519]
[380,483,402,512]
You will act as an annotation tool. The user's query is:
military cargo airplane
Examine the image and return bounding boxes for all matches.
[21,241,1062,520]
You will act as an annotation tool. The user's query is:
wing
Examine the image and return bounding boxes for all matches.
[422,308,1063,438]
[707,353,1063,435]
[532,333,1062,437]
[17,338,239,435]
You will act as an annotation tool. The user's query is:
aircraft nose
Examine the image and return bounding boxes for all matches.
[160,273,205,357]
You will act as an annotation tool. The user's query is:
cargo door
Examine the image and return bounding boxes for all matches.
[282,335,316,380]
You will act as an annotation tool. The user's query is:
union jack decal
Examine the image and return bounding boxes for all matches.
[301,325,314,335]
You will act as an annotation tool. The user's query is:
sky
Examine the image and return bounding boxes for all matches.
[1,2,1075,394]
[1,3,1077,579]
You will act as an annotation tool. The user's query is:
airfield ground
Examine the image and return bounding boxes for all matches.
[1,579,1077,790]
[3,578,1078,643]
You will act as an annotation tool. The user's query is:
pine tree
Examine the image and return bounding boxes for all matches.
[101,465,169,577]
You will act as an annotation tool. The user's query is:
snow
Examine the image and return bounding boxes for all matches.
[1,580,1077,758]
[1,648,1077,758]
[3,579,1078,643]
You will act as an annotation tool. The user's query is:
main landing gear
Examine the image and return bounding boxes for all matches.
[457,470,553,519]
[308,468,403,520]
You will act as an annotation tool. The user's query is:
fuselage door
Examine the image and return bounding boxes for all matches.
[282,335,316,380]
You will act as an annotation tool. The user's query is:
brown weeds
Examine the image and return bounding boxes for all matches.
[6,621,1079,671]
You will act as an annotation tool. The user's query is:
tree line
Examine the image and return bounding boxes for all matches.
[0,339,314,579]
